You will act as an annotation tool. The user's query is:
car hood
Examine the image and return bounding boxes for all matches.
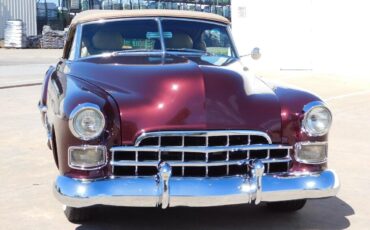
[68,54,282,144]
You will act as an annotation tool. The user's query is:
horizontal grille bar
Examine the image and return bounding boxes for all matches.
[134,130,273,146]
[111,157,291,167]
[111,144,291,153]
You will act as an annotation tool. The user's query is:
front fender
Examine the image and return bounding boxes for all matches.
[47,73,121,179]
[271,83,328,172]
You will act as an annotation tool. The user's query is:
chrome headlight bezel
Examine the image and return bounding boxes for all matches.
[69,103,106,141]
[302,101,332,137]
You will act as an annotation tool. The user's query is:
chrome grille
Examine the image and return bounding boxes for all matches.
[111,131,292,177]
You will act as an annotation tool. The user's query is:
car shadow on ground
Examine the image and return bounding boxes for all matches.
[75,197,353,230]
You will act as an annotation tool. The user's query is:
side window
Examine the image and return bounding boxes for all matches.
[80,37,90,58]
[202,28,232,57]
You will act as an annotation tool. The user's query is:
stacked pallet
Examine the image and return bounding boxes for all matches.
[4,20,27,48]
[27,35,42,48]
[40,25,65,49]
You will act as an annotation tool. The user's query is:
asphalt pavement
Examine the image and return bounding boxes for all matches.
[0,48,369,229]
[0,49,60,88]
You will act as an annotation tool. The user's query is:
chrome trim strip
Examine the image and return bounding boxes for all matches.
[134,130,273,146]
[110,158,291,167]
[78,51,166,61]
[226,25,239,58]
[156,17,166,56]
[226,135,230,174]
[38,102,52,149]
[53,169,340,208]
[111,144,291,153]
[39,106,48,129]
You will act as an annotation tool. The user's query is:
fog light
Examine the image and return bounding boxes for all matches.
[295,142,327,164]
[68,145,107,170]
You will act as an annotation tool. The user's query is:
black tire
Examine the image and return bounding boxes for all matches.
[266,199,307,212]
[63,206,93,223]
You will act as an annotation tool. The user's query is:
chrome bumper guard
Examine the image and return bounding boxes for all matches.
[54,160,340,208]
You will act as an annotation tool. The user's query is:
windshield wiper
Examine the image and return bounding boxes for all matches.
[112,48,213,56]
[113,49,161,54]
[166,48,212,56]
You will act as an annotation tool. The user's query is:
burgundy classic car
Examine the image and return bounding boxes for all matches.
[38,10,339,222]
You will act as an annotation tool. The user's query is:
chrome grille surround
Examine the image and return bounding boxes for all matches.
[111,130,292,177]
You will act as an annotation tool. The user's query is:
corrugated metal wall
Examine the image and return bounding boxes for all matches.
[0,0,37,39]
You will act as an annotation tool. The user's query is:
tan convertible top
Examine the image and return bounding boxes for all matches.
[71,9,230,26]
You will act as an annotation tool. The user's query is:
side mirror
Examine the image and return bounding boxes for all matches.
[250,47,261,60]
[240,47,262,60]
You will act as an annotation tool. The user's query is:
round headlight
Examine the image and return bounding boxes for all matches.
[302,102,332,136]
[69,104,105,140]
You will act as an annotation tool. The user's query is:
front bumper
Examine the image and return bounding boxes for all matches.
[54,161,339,208]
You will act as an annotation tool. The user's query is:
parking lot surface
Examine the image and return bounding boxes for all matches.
[0,49,369,229]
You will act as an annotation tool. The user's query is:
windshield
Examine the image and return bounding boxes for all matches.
[78,18,235,58]
[161,19,236,57]
[79,19,161,58]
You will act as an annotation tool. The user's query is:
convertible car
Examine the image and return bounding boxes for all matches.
[38,10,339,222]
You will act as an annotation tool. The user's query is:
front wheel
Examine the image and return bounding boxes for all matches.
[266,199,307,212]
[63,206,94,223]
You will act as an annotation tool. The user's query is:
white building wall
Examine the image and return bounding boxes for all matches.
[0,0,37,39]
[231,0,370,76]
